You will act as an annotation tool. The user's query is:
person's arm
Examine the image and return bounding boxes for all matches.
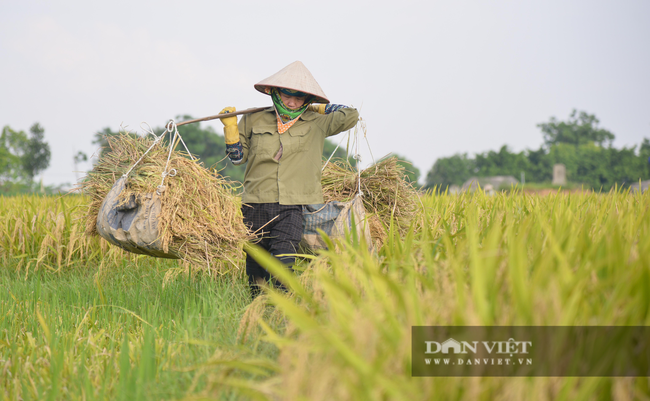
[236,115,251,165]
[219,107,248,165]
[308,103,359,137]
[308,103,352,115]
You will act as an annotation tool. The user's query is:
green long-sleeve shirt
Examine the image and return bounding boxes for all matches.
[235,106,359,205]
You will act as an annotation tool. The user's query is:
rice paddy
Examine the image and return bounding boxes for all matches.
[1,188,649,400]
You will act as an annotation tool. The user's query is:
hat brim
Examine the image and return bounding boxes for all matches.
[254,84,329,104]
[254,61,330,104]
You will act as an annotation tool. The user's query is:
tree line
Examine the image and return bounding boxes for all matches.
[424,110,650,191]
[0,117,362,195]
[2,110,648,194]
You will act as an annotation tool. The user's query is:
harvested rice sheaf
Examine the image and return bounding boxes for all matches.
[81,133,250,272]
[321,157,420,246]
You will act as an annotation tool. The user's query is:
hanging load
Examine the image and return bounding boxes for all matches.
[300,194,371,252]
[81,121,251,272]
[96,175,169,258]
[299,120,420,252]
[320,156,420,250]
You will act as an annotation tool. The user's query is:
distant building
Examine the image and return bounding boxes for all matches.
[552,164,567,185]
[461,176,519,192]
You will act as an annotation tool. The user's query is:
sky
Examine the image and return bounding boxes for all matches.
[1,0,649,186]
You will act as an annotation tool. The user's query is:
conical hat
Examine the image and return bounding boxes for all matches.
[254,61,329,104]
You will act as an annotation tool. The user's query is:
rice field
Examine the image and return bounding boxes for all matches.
[1,189,649,400]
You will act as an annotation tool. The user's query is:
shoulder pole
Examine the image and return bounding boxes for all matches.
[176,107,269,127]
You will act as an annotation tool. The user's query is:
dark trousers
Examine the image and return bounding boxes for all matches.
[242,203,302,298]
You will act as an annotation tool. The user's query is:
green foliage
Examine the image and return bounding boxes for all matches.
[1,125,29,182]
[1,138,17,183]
[323,135,352,165]
[22,123,52,180]
[0,124,51,184]
[0,181,69,196]
[0,143,11,172]
[425,111,650,191]
[73,151,88,164]
[474,145,530,177]
[523,146,553,182]
[547,142,650,190]
[424,153,473,190]
[538,109,615,148]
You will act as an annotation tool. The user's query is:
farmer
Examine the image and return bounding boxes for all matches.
[219,61,359,298]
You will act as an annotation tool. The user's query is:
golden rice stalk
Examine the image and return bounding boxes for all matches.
[321,156,419,242]
[80,133,251,272]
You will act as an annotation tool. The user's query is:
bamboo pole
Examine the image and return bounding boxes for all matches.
[175,107,269,127]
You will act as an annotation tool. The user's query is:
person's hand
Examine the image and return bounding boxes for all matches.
[307,104,326,114]
[308,104,349,114]
[219,107,237,126]
[219,107,239,144]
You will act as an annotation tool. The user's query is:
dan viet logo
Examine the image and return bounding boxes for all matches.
[414,326,650,377]
[423,338,533,366]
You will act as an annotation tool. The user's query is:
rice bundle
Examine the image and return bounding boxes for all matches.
[81,133,251,272]
[321,156,420,246]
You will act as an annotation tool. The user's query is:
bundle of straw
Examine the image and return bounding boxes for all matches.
[81,133,250,272]
[321,156,420,246]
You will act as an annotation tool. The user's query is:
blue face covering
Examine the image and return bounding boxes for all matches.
[278,87,309,98]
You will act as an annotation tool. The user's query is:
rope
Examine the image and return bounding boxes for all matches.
[360,120,374,165]
[157,120,195,195]
[321,118,366,197]
[167,120,195,160]
[159,127,177,193]
[121,123,163,178]
[322,128,350,172]
[121,119,195,196]
[354,122,363,197]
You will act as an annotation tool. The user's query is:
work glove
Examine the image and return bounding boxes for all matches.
[307,104,349,114]
[307,104,327,114]
[219,107,240,145]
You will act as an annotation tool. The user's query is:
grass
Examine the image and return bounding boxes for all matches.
[1,189,649,400]
[247,187,650,400]
[0,259,263,400]
[0,194,269,400]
